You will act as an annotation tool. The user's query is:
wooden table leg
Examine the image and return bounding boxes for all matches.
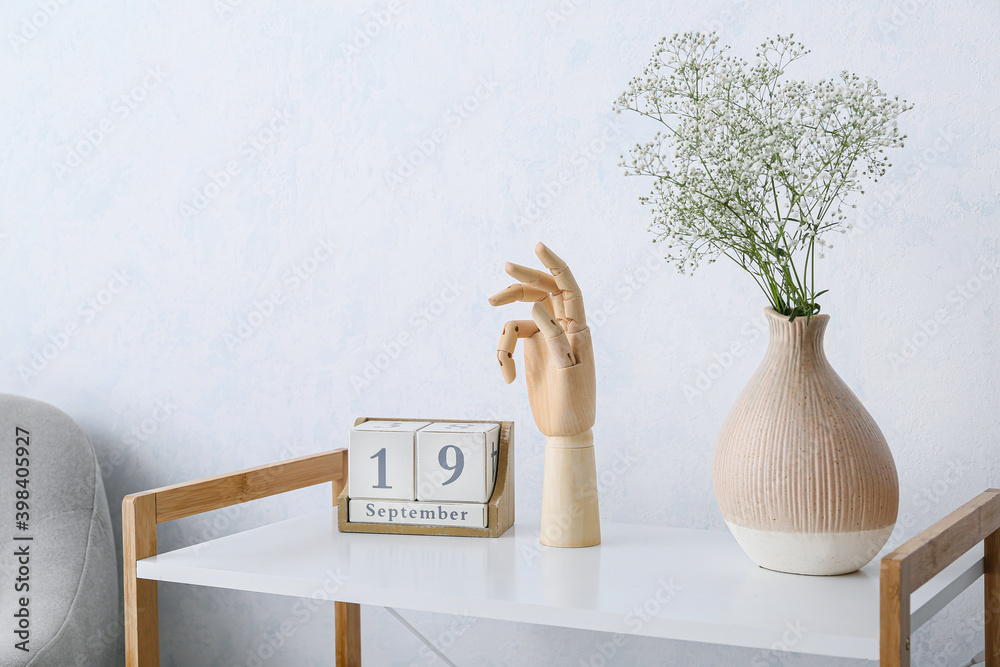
[880,557,910,667]
[987,528,1000,667]
[124,494,160,666]
[332,455,360,665]
[336,601,361,665]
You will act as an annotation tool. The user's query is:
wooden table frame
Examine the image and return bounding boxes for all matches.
[123,449,361,666]
[881,488,1000,666]
[125,450,997,666]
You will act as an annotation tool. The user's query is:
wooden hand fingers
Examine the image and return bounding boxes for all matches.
[488,283,551,307]
[496,320,539,384]
[505,262,559,293]
[535,242,587,330]
[531,302,577,369]
[490,245,588,383]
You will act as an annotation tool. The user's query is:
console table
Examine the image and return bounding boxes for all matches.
[123,449,1000,666]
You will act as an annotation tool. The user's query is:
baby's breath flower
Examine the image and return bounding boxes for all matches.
[613,32,911,319]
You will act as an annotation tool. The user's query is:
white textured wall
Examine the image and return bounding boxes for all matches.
[1,0,997,665]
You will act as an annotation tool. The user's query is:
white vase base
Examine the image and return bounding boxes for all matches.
[725,522,894,576]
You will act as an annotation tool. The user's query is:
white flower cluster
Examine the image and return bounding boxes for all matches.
[614,32,911,316]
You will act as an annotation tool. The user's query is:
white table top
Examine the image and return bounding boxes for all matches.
[138,508,980,660]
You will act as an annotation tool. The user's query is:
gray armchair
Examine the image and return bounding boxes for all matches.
[0,394,117,666]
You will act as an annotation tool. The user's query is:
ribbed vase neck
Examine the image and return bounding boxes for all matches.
[764,307,830,366]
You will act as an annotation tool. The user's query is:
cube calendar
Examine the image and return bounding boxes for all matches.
[342,418,512,537]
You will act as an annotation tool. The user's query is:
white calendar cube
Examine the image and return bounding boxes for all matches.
[349,420,430,501]
[416,422,501,503]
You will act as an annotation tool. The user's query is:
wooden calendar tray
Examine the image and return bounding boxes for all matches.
[337,417,515,537]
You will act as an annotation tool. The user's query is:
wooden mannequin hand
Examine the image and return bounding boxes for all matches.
[488,243,596,438]
[489,243,602,547]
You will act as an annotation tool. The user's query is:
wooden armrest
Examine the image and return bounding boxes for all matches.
[123,448,349,667]
[124,448,348,524]
[881,488,1000,666]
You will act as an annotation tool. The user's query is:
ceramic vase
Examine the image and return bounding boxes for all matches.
[713,308,899,575]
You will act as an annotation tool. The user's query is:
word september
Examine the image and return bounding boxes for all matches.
[349,499,486,528]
